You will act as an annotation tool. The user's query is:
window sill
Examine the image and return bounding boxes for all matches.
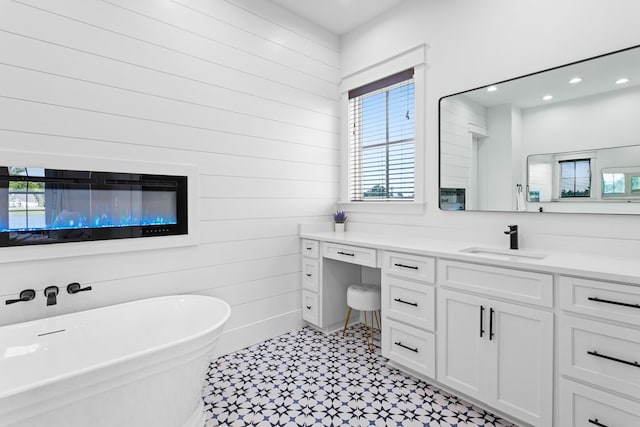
[337,201,426,215]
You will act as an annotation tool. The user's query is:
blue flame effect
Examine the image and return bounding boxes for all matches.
[1,212,176,233]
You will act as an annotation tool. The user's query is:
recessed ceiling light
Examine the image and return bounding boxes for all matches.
[569,77,582,84]
[487,85,497,92]
[542,95,553,101]
[616,78,630,84]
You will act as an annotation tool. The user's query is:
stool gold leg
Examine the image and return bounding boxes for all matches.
[364,311,374,353]
[342,307,352,336]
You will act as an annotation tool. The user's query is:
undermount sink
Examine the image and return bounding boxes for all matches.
[460,246,547,260]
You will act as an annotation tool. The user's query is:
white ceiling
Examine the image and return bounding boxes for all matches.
[458,47,640,110]
[269,0,405,35]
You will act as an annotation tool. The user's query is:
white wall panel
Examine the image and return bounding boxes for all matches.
[0,0,340,357]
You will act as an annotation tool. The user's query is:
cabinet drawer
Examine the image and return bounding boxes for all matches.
[560,378,640,427]
[301,239,319,259]
[560,316,640,398]
[438,260,553,308]
[382,319,435,378]
[302,259,319,292]
[382,276,435,331]
[559,275,640,327]
[382,251,435,283]
[302,291,319,326]
[323,242,377,267]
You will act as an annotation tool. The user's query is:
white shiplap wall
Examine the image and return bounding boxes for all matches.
[0,0,340,355]
[439,96,486,191]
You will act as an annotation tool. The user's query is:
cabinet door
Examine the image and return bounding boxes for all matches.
[437,289,486,400]
[486,299,553,427]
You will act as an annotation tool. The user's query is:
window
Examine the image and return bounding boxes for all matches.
[601,168,640,198]
[602,172,625,195]
[348,69,415,201]
[559,159,591,198]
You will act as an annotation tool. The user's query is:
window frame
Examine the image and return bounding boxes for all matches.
[339,45,426,215]
[558,158,592,199]
[349,73,416,202]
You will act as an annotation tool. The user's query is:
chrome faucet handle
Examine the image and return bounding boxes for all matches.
[67,282,92,294]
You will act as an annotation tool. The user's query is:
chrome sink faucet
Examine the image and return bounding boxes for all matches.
[504,225,518,250]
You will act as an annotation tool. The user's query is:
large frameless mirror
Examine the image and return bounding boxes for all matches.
[439,45,640,214]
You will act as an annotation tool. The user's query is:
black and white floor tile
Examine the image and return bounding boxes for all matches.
[203,325,518,427]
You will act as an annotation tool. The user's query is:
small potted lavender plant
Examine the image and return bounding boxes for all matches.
[333,210,347,232]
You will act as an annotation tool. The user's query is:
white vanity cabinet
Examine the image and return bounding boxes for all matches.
[437,261,553,427]
[381,251,436,377]
[301,239,321,326]
[558,275,640,427]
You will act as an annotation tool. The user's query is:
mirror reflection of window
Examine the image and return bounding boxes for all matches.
[8,167,46,231]
[601,167,640,198]
[602,172,626,195]
[559,159,591,198]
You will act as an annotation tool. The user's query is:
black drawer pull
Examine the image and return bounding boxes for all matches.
[480,305,485,338]
[394,341,418,353]
[306,305,312,310]
[394,263,418,270]
[393,298,418,307]
[489,307,495,341]
[337,251,355,256]
[587,350,640,368]
[306,273,312,277]
[588,419,608,427]
[588,297,640,309]
[306,247,313,251]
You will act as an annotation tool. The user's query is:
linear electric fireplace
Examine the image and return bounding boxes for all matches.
[0,166,187,247]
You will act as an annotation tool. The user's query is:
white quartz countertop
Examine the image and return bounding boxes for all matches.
[300,231,640,286]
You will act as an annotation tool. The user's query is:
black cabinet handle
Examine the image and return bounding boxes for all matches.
[306,273,312,277]
[394,263,418,270]
[393,298,418,307]
[489,308,495,340]
[306,305,312,310]
[480,305,485,337]
[337,251,355,256]
[306,247,313,251]
[588,297,640,309]
[394,341,418,353]
[588,419,608,427]
[587,350,640,368]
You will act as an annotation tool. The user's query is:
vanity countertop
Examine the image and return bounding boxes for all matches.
[300,231,640,286]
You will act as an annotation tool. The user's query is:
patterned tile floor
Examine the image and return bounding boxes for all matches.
[203,325,518,427]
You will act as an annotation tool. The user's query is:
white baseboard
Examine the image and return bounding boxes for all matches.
[212,309,304,358]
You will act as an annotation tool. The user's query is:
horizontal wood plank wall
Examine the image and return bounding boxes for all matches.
[0,0,340,355]
[439,97,486,190]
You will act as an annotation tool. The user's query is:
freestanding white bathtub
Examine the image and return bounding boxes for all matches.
[0,295,231,427]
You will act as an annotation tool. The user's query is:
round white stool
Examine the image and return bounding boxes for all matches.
[342,283,381,352]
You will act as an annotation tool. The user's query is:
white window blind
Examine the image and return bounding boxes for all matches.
[348,69,415,201]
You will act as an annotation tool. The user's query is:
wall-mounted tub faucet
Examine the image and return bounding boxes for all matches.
[5,289,36,305]
[44,286,59,306]
[504,225,519,250]
[67,282,92,294]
